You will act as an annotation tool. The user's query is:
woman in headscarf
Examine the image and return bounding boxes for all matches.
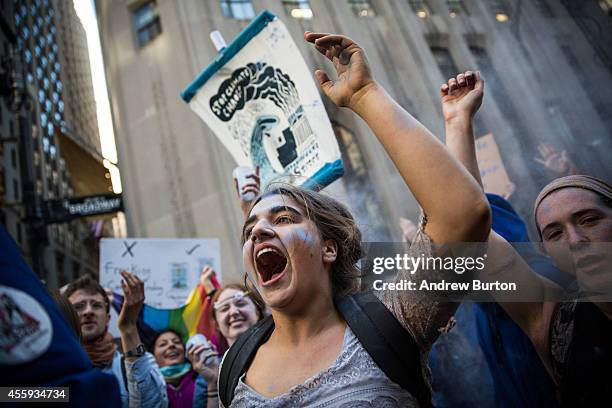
[530,175,612,405]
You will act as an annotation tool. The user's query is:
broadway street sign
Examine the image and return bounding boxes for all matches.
[42,194,123,224]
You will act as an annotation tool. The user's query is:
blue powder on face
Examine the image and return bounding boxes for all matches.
[284,226,319,263]
[293,228,316,247]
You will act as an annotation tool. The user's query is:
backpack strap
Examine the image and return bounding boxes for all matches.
[338,291,432,407]
[120,356,128,391]
[219,293,432,407]
[218,315,274,407]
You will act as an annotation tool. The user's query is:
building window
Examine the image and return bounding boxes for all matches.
[533,0,553,17]
[283,0,313,19]
[488,0,510,22]
[73,261,80,280]
[13,178,19,201]
[220,0,255,20]
[56,251,66,285]
[349,0,376,17]
[447,0,468,17]
[470,45,532,141]
[11,148,17,169]
[430,47,459,81]
[132,1,162,47]
[16,221,22,245]
[0,168,5,200]
[409,0,432,19]
[559,45,612,137]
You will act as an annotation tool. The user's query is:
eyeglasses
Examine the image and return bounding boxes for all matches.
[213,291,251,314]
[72,300,107,313]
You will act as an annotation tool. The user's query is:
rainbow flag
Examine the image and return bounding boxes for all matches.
[111,275,226,352]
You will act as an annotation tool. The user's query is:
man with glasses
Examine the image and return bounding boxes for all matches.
[65,272,168,407]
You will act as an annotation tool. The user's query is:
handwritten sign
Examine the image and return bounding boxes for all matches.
[475,133,515,198]
[99,238,221,309]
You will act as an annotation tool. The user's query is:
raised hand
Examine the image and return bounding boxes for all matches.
[440,71,484,124]
[117,270,144,330]
[304,32,376,109]
[233,167,260,217]
[187,343,220,384]
[199,265,218,295]
[535,143,577,177]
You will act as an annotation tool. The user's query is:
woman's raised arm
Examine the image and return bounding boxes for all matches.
[304,32,490,243]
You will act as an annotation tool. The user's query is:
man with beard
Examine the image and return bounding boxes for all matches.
[65,272,168,407]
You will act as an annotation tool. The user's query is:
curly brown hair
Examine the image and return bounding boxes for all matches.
[243,183,363,301]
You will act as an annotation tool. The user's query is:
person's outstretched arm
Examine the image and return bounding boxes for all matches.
[118,271,169,408]
[438,71,560,373]
[440,70,484,187]
[304,32,490,243]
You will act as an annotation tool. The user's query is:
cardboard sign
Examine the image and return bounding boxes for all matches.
[181,10,343,190]
[475,133,515,198]
[99,238,220,309]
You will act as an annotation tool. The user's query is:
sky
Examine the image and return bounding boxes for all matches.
[73,0,122,194]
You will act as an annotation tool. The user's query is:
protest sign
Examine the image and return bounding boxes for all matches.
[99,238,220,309]
[476,133,515,198]
[181,10,343,189]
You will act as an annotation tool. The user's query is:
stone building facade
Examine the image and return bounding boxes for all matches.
[97,0,612,281]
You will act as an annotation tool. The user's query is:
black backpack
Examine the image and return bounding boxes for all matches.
[218,291,432,407]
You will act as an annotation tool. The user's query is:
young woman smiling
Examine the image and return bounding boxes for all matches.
[211,283,265,347]
[151,329,219,408]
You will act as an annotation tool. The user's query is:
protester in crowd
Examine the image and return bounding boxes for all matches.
[150,329,219,408]
[211,283,265,347]
[51,290,82,343]
[216,31,490,407]
[430,70,564,407]
[148,284,264,408]
[439,70,611,406]
[1,225,121,407]
[189,283,266,403]
[530,175,612,405]
[65,272,168,407]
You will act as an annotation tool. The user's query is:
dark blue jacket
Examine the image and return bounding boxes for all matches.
[0,225,121,407]
[429,194,568,407]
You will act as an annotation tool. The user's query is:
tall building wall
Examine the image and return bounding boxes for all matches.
[0,0,23,253]
[97,0,612,281]
[55,0,100,154]
[7,0,112,287]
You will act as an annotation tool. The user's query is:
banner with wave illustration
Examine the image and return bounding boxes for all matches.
[181,10,343,190]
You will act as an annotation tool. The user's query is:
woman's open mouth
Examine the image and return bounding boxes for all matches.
[255,246,288,286]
